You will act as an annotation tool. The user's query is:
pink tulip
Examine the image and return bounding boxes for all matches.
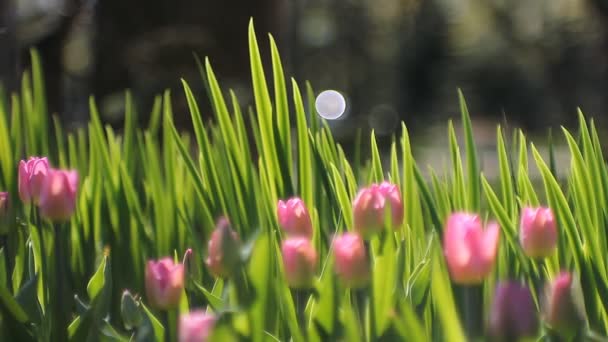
[206,217,241,278]
[145,257,184,310]
[333,233,370,288]
[377,182,404,225]
[443,213,500,284]
[18,157,49,204]
[282,237,318,288]
[353,182,403,237]
[38,169,78,221]
[520,207,557,258]
[277,197,313,238]
[543,272,587,337]
[179,310,216,342]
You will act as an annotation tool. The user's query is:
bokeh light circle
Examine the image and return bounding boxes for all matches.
[315,90,346,120]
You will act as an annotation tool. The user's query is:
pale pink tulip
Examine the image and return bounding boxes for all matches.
[145,257,184,310]
[443,212,500,284]
[520,207,557,258]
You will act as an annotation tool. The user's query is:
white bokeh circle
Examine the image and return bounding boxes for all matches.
[315,90,346,120]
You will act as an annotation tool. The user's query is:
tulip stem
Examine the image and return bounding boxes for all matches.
[461,285,483,340]
[167,309,178,342]
[33,208,48,305]
[353,288,366,338]
[294,289,308,338]
[533,258,545,297]
[52,223,69,342]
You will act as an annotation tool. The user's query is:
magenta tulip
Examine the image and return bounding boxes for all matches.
[488,281,538,340]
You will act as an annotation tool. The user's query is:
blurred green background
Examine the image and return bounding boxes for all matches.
[1,0,608,140]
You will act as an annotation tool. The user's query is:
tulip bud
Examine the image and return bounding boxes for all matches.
[205,217,241,278]
[543,272,587,338]
[443,212,500,284]
[488,281,538,340]
[333,233,370,288]
[121,290,143,330]
[38,169,78,221]
[282,237,318,288]
[18,157,49,204]
[277,197,313,238]
[145,258,184,310]
[519,207,557,258]
[353,182,403,238]
[179,310,216,342]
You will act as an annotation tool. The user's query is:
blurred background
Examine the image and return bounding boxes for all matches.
[1,0,608,153]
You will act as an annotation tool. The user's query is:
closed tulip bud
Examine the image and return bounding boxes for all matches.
[333,233,370,288]
[488,281,538,340]
[543,272,587,338]
[520,207,557,258]
[206,217,241,278]
[145,258,184,310]
[277,197,313,238]
[353,182,403,238]
[121,290,143,330]
[38,169,79,221]
[179,310,216,342]
[443,213,500,284]
[282,237,317,288]
[18,157,49,204]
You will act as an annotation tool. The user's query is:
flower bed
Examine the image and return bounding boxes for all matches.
[0,21,606,341]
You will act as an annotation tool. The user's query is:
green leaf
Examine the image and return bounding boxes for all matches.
[496,126,515,216]
[193,280,224,311]
[369,130,383,183]
[15,274,41,325]
[430,240,466,342]
[87,255,108,300]
[458,90,480,211]
[372,235,396,336]
[0,284,28,323]
[248,19,282,195]
[248,233,271,342]
[269,34,292,179]
[394,298,428,341]
[0,249,6,287]
[448,120,466,211]
[140,303,165,342]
